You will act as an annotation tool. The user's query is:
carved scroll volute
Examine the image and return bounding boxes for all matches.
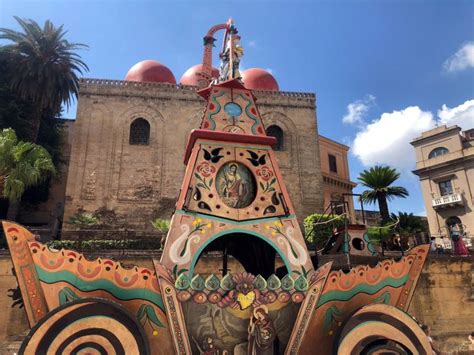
[395,245,430,311]
[2,221,49,327]
[153,260,192,355]
[285,262,333,355]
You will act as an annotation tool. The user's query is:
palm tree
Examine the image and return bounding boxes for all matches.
[358,166,409,223]
[391,212,427,236]
[0,128,56,207]
[0,17,88,142]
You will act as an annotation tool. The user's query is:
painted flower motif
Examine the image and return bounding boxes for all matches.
[178,219,211,259]
[256,166,274,181]
[196,162,216,177]
[233,272,256,294]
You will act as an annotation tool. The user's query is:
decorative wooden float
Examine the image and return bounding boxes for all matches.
[2,19,432,355]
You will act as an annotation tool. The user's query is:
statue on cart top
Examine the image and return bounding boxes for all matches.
[218,21,244,82]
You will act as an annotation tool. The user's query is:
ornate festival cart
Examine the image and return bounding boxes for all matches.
[2,20,432,355]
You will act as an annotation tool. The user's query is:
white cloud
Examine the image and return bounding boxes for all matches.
[352,106,435,169]
[438,99,474,129]
[443,42,474,72]
[342,95,375,125]
[351,99,473,170]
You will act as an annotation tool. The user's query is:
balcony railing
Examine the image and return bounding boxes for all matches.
[432,193,463,208]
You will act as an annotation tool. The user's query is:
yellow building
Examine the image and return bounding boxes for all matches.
[411,125,474,247]
[318,135,357,221]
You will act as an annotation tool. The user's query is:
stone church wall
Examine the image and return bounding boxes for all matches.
[62,80,324,237]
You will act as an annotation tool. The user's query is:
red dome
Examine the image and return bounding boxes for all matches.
[125,60,176,84]
[241,68,279,91]
[180,64,219,86]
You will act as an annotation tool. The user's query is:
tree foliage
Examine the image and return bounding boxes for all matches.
[66,211,99,229]
[0,16,87,212]
[47,238,163,251]
[358,166,409,223]
[151,218,170,233]
[304,213,347,246]
[0,16,88,115]
[0,128,55,202]
[391,211,428,236]
[0,54,65,166]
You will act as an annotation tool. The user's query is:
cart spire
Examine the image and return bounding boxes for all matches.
[198,18,244,88]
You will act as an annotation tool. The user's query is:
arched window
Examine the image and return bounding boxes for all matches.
[266,125,284,151]
[129,118,150,145]
[428,147,449,159]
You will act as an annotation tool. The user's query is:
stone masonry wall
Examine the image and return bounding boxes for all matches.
[62,80,324,237]
[408,256,474,353]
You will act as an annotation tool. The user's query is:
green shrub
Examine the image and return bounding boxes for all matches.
[304,213,347,245]
[47,238,162,250]
[366,226,392,245]
[151,218,170,233]
[67,211,99,228]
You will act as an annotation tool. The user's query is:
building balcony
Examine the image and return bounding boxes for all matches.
[432,193,464,209]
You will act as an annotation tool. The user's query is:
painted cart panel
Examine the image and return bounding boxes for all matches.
[3,221,174,354]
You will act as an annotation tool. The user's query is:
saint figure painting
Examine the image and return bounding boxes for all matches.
[217,162,256,209]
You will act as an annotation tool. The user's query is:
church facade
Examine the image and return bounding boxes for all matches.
[19,59,356,238]
[61,65,335,235]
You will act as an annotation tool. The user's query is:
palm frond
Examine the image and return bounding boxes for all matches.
[385,186,409,200]
[358,165,409,221]
[0,128,55,202]
[358,165,401,189]
[360,190,379,205]
[0,17,88,111]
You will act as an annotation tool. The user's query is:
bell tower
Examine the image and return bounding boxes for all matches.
[160,20,313,280]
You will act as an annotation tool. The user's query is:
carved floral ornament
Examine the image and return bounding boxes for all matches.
[167,217,309,275]
[174,271,311,310]
[190,145,288,218]
[196,162,216,177]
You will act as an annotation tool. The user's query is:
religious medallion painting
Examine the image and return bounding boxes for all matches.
[216,162,256,209]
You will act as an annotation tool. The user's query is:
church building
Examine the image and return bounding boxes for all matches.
[22,55,356,238]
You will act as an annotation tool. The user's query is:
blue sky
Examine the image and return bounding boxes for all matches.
[1,0,473,216]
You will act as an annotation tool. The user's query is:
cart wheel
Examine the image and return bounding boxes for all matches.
[20,298,150,355]
[337,304,431,355]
